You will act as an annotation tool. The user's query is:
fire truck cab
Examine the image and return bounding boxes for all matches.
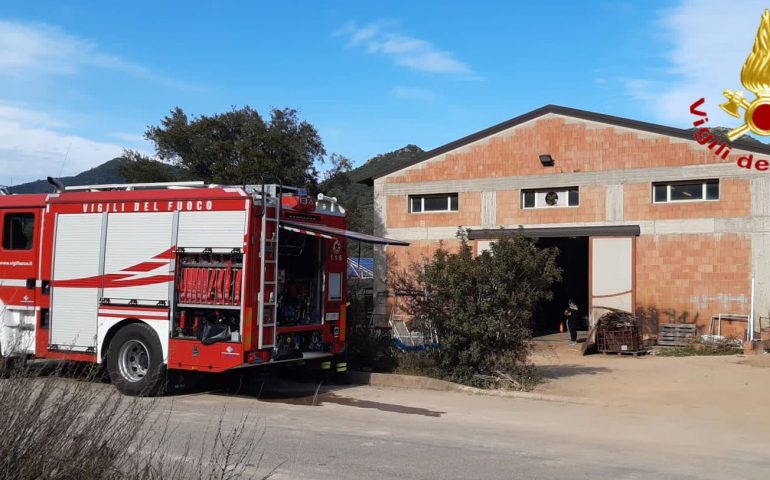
[0,181,406,395]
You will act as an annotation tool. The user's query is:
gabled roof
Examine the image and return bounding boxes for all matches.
[357,104,770,185]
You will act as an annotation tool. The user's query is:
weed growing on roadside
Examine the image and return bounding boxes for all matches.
[656,342,743,357]
[394,350,542,391]
[0,360,273,480]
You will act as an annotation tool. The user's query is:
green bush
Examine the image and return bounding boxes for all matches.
[345,295,397,372]
[391,231,560,388]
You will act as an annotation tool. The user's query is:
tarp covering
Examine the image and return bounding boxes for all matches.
[280,220,409,246]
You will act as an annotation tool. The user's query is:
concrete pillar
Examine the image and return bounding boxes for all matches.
[481,191,496,228]
[372,181,389,320]
[606,184,624,222]
[750,178,770,325]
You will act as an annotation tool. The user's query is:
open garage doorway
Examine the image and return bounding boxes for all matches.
[470,226,639,347]
[533,237,589,336]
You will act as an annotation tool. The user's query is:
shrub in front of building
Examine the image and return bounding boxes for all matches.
[392,231,561,388]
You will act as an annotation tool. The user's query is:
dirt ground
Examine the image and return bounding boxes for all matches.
[531,332,770,428]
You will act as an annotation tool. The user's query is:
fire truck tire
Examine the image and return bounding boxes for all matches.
[106,323,166,396]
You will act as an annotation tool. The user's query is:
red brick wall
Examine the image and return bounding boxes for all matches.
[497,186,605,225]
[635,234,751,337]
[624,180,751,221]
[387,192,481,229]
[385,117,727,185]
[386,239,462,281]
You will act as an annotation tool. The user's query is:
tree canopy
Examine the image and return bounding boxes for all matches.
[319,145,424,256]
[120,106,325,187]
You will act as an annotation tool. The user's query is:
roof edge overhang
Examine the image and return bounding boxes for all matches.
[281,219,410,246]
[467,225,641,240]
[355,104,770,186]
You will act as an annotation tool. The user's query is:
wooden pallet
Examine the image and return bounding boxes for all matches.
[658,324,696,346]
[599,349,649,357]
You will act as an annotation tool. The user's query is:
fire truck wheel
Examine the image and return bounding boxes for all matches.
[107,323,166,396]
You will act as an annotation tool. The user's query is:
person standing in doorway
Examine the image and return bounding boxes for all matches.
[564,299,579,345]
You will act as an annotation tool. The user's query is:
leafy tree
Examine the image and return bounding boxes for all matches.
[320,154,374,255]
[349,144,424,183]
[320,146,424,255]
[118,150,182,183]
[122,106,325,187]
[321,153,353,184]
[392,231,561,387]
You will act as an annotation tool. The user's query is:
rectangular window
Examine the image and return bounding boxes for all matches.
[328,272,342,301]
[670,183,703,201]
[652,180,719,203]
[521,187,579,209]
[408,193,459,213]
[567,189,579,206]
[705,181,719,200]
[523,191,535,209]
[410,197,421,213]
[2,213,35,250]
[423,196,448,211]
[653,184,667,203]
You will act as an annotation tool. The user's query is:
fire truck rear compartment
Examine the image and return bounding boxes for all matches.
[271,231,327,358]
[277,231,323,326]
[170,232,325,353]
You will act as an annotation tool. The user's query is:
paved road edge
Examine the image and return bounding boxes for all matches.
[347,371,600,406]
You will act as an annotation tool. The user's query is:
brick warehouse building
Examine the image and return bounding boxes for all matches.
[359,105,770,339]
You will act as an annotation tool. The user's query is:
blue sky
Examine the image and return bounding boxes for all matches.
[0,0,767,184]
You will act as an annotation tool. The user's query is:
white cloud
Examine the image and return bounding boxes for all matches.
[0,20,183,186]
[390,85,437,101]
[336,21,477,77]
[0,105,124,185]
[0,20,193,90]
[0,104,67,128]
[0,20,148,78]
[630,0,768,127]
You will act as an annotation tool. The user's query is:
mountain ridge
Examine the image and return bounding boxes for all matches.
[8,158,129,194]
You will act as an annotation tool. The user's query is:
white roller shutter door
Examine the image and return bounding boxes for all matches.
[590,236,634,325]
[102,213,174,302]
[50,214,104,350]
[177,210,247,250]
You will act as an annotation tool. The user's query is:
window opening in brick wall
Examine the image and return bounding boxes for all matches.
[409,193,459,213]
[522,187,579,209]
[652,180,719,203]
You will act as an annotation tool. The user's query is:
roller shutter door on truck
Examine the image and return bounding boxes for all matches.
[50,213,105,351]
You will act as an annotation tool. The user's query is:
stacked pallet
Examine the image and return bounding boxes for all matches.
[657,323,697,346]
[596,311,646,355]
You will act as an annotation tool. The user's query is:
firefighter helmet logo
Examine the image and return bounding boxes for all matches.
[332,239,342,255]
[721,9,770,141]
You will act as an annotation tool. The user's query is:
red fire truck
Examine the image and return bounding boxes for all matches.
[0,180,406,395]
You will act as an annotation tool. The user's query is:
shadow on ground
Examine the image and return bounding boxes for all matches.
[536,364,612,380]
[255,391,445,417]
[167,366,447,418]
